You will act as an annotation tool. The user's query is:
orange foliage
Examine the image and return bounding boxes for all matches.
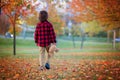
[46,0,65,35]
[68,0,120,30]
[1,0,37,33]
[25,11,39,26]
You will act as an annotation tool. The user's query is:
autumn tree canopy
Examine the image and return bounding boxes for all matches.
[45,0,65,35]
[68,0,120,30]
[0,0,37,35]
[25,11,39,26]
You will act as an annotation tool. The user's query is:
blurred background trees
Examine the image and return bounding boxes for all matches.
[68,0,120,30]
[68,0,120,48]
[0,0,36,36]
[1,0,119,37]
[0,0,119,50]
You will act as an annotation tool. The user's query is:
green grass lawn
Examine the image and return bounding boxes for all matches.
[0,38,119,57]
[0,37,117,48]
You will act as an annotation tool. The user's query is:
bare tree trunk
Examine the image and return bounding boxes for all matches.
[107,31,110,43]
[80,33,85,49]
[80,26,85,49]
[113,30,116,49]
[116,29,119,38]
[72,36,75,48]
[0,0,1,15]
[118,29,119,37]
[13,13,16,55]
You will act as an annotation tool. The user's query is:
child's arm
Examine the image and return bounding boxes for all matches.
[34,26,38,43]
[49,24,56,43]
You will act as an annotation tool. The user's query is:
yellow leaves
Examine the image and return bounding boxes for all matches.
[79,71,84,74]
[8,24,22,35]
[16,19,24,25]
[81,20,103,37]
[107,77,113,80]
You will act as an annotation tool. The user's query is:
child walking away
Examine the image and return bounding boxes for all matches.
[34,10,57,70]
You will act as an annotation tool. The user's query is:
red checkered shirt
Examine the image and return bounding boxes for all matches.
[34,21,56,47]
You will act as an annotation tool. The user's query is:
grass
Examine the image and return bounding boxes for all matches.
[0,37,120,58]
[58,36,111,42]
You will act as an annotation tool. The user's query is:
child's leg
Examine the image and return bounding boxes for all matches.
[46,45,50,64]
[39,47,45,66]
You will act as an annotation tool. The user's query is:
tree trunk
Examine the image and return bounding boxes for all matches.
[116,28,120,38]
[72,36,75,48]
[13,14,16,55]
[107,31,110,43]
[80,27,84,49]
[0,0,1,14]
[80,34,84,49]
[113,30,116,49]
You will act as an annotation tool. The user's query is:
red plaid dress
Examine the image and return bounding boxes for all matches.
[34,21,56,47]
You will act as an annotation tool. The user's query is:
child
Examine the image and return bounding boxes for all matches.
[34,10,56,70]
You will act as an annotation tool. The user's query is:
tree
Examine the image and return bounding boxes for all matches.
[81,20,103,37]
[68,0,120,49]
[9,24,22,35]
[25,11,39,26]
[45,0,65,36]
[71,26,80,36]
[68,0,120,30]
[0,14,10,35]
[64,27,69,36]
[1,0,36,55]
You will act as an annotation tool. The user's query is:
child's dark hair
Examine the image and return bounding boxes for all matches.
[39,10,48,22]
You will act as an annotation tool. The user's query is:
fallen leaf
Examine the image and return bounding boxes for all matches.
[13,74,20,79]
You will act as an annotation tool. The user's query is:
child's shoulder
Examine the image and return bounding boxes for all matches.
[36,21,52,27]
[37,22,41,25]
[44,21,53,26]
[45,21,51,24]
